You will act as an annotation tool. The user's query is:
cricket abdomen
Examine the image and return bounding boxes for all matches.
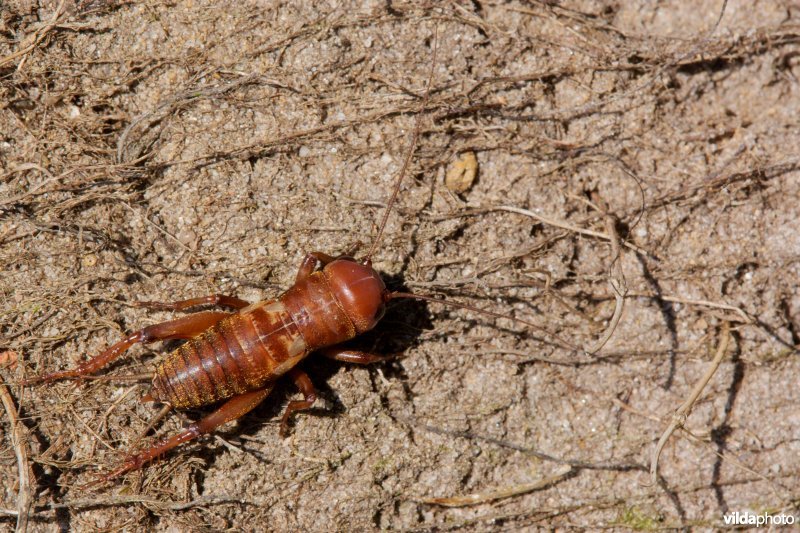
[150,300,307,409]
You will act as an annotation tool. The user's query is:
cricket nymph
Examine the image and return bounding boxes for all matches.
[149,258,388,410]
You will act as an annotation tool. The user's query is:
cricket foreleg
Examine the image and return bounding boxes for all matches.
[295,252,338,284]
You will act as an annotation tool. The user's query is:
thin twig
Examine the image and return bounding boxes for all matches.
[0,494,253,516]
[0,383,31,532]
[1,310,58,342]
[134,404,173,445]
[590,292,753,324]
[640,294,752,324]
[493,205,650,256]
[649,322,731,485]
[0,0,67,70]
[415,465,573,507]
[476,348,584,366]
[586,215,626,354]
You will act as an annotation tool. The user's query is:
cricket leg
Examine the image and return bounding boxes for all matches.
[135,294,250,311]
[295,252,338,284]
[24,311,230,385]
[84,387,272,488]
[320,347,390,365]
[279,368,318,437]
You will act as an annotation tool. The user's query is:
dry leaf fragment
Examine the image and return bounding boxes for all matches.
[445,150,478,194]
[0,350,18,370]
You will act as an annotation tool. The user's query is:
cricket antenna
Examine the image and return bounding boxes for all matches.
[387,291,583,354]
[363,25,438,263]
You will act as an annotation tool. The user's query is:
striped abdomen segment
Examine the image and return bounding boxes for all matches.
[150,301,307,409]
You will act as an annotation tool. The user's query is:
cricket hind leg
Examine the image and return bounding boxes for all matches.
[84,387,272,488]
[135,294,251,311]
[24,311,231,385]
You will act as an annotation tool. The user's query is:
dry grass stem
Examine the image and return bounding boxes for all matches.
[0,0,67,70]
[0,383,31,532]
[494,205,650,256]
[416,464,573,507]
[585,215,627,354]
[645,295,752,324]
[649,322,731,485]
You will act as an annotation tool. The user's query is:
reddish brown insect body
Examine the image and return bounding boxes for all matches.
[25,255,392,484]
[150,258,387,409]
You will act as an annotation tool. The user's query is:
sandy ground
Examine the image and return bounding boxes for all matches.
[1,0,799,531]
